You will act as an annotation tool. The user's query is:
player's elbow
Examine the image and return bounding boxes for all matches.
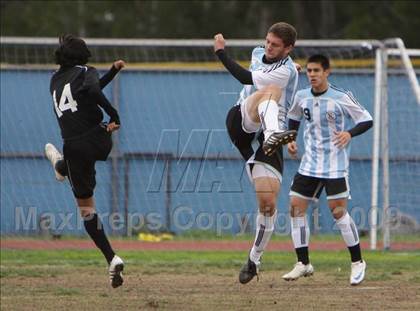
[258,195,277,215]
[362,120,373,131]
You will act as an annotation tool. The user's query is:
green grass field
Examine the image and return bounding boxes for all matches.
[1,247,420,310]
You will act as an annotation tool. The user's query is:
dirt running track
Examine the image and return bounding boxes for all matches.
[1,239,419,251]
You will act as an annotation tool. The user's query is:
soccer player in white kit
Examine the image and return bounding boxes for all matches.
[214,22,298,284]
[283,54,372,285]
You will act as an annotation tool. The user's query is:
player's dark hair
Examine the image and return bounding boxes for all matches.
[307,54,330,70]
[268,22,297,47]
[55,34,91,67]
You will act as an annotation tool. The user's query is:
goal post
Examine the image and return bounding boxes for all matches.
[370,46,385,250]
[375,41,420,250]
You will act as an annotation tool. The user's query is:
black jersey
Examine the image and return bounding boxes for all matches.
[49,65,120,140]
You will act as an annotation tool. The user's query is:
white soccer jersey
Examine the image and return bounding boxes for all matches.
[236,47,299,130]
[287,84,373,178]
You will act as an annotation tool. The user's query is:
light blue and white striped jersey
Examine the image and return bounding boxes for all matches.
[236,47,299,130]
[287,84,373,178]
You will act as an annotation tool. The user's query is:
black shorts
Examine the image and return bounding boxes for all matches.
[225,105,283,180]
[63,124,113,199]
[290,173,349,200]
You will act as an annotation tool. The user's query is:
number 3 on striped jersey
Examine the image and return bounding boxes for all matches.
[53,83,78,117]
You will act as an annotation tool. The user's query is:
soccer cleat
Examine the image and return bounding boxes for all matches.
[239,258,259,284]
[109,255,124,288]
[44,143,65,181]
[263,130,297,156]
[282,262,314,281]
[350,260,366,286]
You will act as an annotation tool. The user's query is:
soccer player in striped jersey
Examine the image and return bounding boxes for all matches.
[283,54,372,285]
[214,22,298,284]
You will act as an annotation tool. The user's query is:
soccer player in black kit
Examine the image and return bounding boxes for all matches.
[45,34,124,288]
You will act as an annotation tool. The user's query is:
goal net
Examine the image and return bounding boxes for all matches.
[378,42,420,249]
[1,37,418,248]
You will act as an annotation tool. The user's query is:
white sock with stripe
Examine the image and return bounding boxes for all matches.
[249,211,277,264]
[336,212,359,247]
[291,216,310,248]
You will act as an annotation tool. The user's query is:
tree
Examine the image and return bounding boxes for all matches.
[1,0,418,47]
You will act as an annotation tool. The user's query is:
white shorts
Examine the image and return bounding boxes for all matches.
[246,162,282,183]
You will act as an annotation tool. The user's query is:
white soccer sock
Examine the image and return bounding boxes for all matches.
[258,99,282,140]
[291,216,310,248]
[249,211,277,264]
[336,212,359,247]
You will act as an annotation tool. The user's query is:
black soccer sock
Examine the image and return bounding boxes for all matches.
[55,159,68,176]
[295,246,310,265]
[83,213,115,264]
[348,244,362,263]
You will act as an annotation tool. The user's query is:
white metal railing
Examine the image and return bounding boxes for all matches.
[0,36,384,48]
[384,39,420,105]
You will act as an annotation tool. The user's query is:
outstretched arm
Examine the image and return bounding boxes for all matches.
[99,60,125,89]
[214,34,253,85]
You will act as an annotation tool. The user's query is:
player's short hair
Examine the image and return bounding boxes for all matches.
[268,22,297,47]
[55,34,91,67]
[307,54,330,70]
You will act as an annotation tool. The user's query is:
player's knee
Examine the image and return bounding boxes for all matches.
[258,196,276,215]
[290,197,305,217]
[259,206,276,216]
[290,205,305,217]
[79,206,95,218]
[290,196,300,207]
[75,194,95,218]
[260,84,282,100]
[329,204,346,219]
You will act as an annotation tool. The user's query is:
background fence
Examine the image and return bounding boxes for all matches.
[1,39,419,239]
